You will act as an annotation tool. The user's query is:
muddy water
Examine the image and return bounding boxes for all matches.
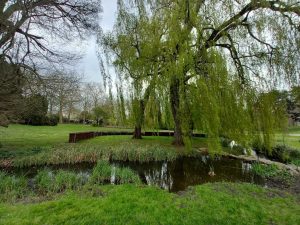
[3,156,264,192]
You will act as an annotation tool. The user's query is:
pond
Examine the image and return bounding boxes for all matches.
[3,156,265,192]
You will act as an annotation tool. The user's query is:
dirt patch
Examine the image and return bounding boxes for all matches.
[263,175,300,199]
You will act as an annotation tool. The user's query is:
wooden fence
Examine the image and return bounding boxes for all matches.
[69,131,206,143]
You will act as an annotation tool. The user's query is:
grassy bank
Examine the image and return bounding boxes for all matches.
[6,136,205,167]
[0,125,207,167]
[1,124,300,167]
[0,182,299,225]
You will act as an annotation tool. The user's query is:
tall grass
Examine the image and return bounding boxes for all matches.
[35,169,88,194]
[90,160,141,185]
[114,167,141,184]
[11,143,186,168]
[0,161,141,202]
[90,160,112,184]
[0,172,28,201]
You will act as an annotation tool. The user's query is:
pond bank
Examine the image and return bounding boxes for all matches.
[228,154,300,175]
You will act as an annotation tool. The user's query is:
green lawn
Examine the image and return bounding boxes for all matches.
[276,127,300,149]
[0,124,207,165]
[1,125,300,224]
[0,183,299,225]
[0,124,131,149]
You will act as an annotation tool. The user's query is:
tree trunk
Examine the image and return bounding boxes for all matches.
[170,77,184,146]
[59,103,63,124]
[133,125,142,139]
[67,110,71,123]
[132,99,144,139]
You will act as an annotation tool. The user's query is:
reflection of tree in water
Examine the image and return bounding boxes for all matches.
[144,162,173,191]
[113,157,264,192]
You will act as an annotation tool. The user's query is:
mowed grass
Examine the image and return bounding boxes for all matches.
[0,124,131,149]
[276,127,300,150]
[0,183,299,225]
[0,124,208,165]
[0,124,132,158]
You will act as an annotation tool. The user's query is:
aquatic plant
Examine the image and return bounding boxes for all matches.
[35,169,54,193]
[115,167,140,184]
[0,172,28,201]
[90,160,112,184]
[54,170,85,192]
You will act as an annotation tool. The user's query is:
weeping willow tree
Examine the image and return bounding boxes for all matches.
[99,0,164,138]
[99,0,300,151]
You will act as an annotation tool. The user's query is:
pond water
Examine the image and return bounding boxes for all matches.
[3,156,265,192]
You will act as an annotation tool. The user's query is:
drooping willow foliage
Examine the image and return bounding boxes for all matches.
[98,0,299,152]
[189,51,288,153]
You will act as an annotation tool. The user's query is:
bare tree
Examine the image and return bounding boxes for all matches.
[0,0,101,66]
[0,0,101,126]
[44,71,81,123]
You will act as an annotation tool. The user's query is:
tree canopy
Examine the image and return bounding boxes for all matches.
[99,0,300,151]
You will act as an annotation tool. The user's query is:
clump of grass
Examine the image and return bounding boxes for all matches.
[90,160,112,184]
[90,161,141,185]
[35,169,88,194]
[54,170,87,192]
[251,163,293,183]
[0,172,28,201]
[35,169,54,194]
[115,167,141,184]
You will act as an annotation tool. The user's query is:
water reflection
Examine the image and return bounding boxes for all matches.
[3,157,264,192]
[115,157,264,192]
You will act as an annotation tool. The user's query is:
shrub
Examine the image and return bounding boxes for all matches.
[47,115,59,126]
[253,143,300,163]
[270,145,291,163]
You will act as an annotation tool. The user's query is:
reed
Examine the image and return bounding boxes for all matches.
[0,172,28,201]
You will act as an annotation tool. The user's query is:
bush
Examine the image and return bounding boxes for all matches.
[47,115,59,126]
[270,145,291,163]
[23,114,58,126]
[253,143,300,163]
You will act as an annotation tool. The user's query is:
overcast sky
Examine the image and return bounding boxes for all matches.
[80,1,117,83]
